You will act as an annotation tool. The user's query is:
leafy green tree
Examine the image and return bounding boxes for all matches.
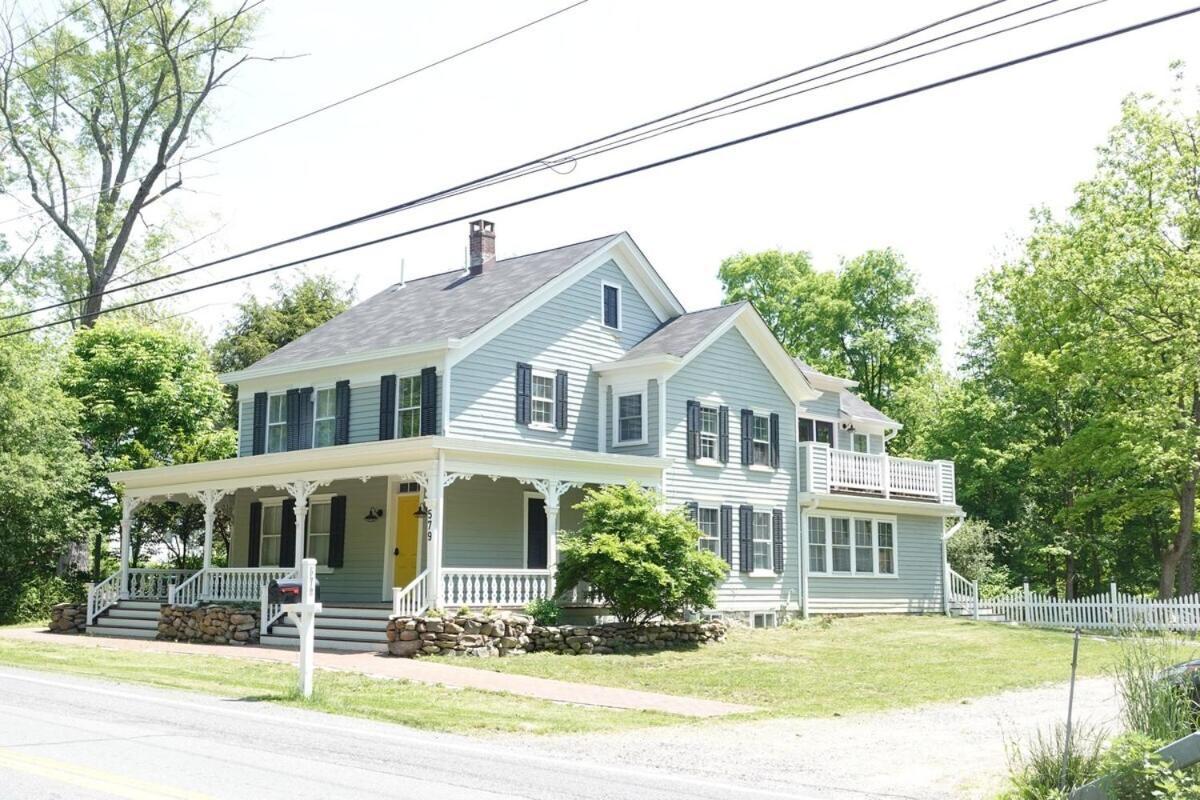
[213,273,355,374]
[0,1,262,325]
[719,247,939,447]
[556,483,728,625]
[0,308,91,621]
[62,319,235,571]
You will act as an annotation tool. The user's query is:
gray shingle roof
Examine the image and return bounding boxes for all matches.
[795,359,898,427]
[609,302,747,363]
[244,234,621,373]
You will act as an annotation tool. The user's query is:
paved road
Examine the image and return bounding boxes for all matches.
[0,666,817,800]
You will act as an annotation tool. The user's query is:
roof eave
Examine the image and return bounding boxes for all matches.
[219,340,458,385]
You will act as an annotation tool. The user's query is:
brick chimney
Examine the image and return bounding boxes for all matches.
[468,219,495,275]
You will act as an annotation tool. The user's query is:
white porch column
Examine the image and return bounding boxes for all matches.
[118,495,140,599]
[192,489,229,599]
[429,456,446,609]
[281,481,322,572]
[530,479,577,600]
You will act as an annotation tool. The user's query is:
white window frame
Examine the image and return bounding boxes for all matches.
[696,505,720,556]
[395,373,423,439]
[852,432,869,453]
[312,385,337,449]
[807,516,827,574]
[600,280,622,331]
[305,495,334,572]
[265,392,287,454]
[751,510,773,572]
[752,611,778,629]
[530,369,557,430]
[698,405,719,463]
[807,513,899,578]
[258,497,285,567]
[750,411,771,467]
[612,386,647,446]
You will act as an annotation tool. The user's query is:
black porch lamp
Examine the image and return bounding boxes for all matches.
[413,501,431,520]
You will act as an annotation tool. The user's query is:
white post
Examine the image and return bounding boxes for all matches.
[119,496,137,599]
[972,580,980,621]
[1023,581,1032,625]
[429,457,446,609]
[544,498,560,600]
[194,489,227,601]
[1110,581,1119,634]
[280,481,321,575]
[881,454,891,499]
[285,558,322,699]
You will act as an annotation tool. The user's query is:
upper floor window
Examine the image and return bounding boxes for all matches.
[798,417,835,446]
[531,371,556,426]
[266,394,287,453]
[852,432,869,453]
[397,375,422,438]
[313,387,337,448]
[751,413,771,465]
[699,406,718,460]
[601,282,621,330]
[614,389,645,445]
[697,506,720,555]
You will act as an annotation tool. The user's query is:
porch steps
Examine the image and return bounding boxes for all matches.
[260,605,391,653]
[87,600,161,640]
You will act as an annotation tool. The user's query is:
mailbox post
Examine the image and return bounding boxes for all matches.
[281,558,322,698]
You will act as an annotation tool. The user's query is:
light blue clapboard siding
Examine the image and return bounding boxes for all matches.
[448,260,661,451]
[348,383,381,444]
[604,379,659,456]
[237,400,254,457]
[663,327,798,612]
[803,389,841,418]
[443,479,587,568]
[807,512,943,613]
[229,478,389,603]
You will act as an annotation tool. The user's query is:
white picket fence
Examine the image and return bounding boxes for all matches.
[985,582,1200,633]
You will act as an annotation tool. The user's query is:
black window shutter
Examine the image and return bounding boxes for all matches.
[815,420,834,446]
[297,387,314,450]
[798,417,814,443]
[328,496,347,568]
[555,370,568,430]
[280,499,297,568]
[251,392,268,455]
[378,374,396,440]
[772,508,785,574]
[738,504,754,573]
[740,409,753,465]
[334,380,351,445]
[720,504,733,568]
[685,400,700,459]
[285,388,301,451]
[247,501,262,567]
[515,362,532,424]
[685,501,698,524]
[420,366,438,436]
[769,412,781,468]
[719,406,730,463]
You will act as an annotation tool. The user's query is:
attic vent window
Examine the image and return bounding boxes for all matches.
[601,282,621,330]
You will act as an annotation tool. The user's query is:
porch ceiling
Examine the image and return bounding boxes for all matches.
[107,435,669,498]
[799,491,963,518]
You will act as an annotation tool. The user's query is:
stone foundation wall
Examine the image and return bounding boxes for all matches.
[386,613,725,658]
[157,604,260,645]
[527,620,726,654]
[49,602,86,634]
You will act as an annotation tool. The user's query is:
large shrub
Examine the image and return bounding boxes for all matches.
[556,483,727,625]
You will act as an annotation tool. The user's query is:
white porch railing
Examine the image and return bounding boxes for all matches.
[167,567,295,607]
[800,442,955,504]
[561,581,605,607]
[260,584,286,635]
[87,572,121,626]
[127,568,196,601]
[442,568,551,607]
[392,569,430,617]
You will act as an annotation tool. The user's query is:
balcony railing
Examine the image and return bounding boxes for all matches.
[799,442,956,504]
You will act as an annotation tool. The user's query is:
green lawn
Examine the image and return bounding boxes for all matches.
[461,615,1189,717]
[0,632,680,736]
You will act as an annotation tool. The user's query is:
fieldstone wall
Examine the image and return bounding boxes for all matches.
[386,613,725,658]
[157,604,260,645]
[527,620,726,654]
[49,602,86,634]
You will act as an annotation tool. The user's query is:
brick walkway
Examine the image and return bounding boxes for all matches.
[1,628,754,718]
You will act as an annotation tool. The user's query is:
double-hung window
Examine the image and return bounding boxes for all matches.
[266,394,287,453]
[830,517,852,573]
[854,519,874,573]
[877,521,895,574]
[615,390,644,444]
[752,511,772,571]
[313,387,337,448]
[397,375,422,438]
[260,503,283,566]
[531,372,555,426]
[807,516,827,573]
[852,432,869,453]
[306,499,331,566]
[697,507,720,555]
[810,515,897,576]
[699,406,718,460]
[751,413,770,466]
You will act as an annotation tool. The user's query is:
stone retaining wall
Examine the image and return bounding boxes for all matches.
[386,613,725,658]
[157,604,260,645]
[49,602,86,634]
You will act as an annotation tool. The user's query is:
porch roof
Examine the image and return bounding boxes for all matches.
[107,436,670,498]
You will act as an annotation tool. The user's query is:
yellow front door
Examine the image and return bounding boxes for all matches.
[393,495,421,587]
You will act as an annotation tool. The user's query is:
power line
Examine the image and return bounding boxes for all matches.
[6,4,1196,339]
[1,0,1048,321]
[0,0,590,227]
[1,1,93,62]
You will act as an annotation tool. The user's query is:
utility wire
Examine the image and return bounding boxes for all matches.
[1,0,1042,321]
[0,0,590,227]
[1,1,93,61]
[6,3,1197,339]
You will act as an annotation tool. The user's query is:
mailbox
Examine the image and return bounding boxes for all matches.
[268,577,319,605]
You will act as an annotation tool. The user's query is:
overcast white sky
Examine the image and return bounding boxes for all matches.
[10,0,1200,367]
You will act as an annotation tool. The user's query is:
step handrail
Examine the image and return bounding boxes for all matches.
[168,569,204,606]
[86,572,121,626]
[947,567,979,620]
[392,569,430,617]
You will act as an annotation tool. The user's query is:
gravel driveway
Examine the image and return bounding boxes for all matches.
[520,677,1121,800]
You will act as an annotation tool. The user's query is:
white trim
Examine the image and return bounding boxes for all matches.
[598,377,607,453]
[311,385,337,449]
[796,491,962,517]
[611,384,648,447]
[394,371,424,439]
[600,280,622,331]
[221,342,452,385]
[695,504,720,557]
[265,391,287,454]
[750,510,773,573]
[806,512,899,579]
[529,368,558,430]
[657,377,667,458]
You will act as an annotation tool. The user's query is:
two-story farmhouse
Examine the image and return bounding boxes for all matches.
[93,221,962,649]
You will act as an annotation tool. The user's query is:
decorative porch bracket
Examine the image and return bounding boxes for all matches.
[190,488,231,599]
[276,480,325,569]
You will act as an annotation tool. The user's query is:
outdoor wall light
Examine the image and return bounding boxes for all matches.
[363,507,383,522]
[413,501,431,520]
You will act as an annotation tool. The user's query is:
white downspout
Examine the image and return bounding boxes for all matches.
[799,498,818,619]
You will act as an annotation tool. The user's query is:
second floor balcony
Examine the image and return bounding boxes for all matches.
[799,441,956,505]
